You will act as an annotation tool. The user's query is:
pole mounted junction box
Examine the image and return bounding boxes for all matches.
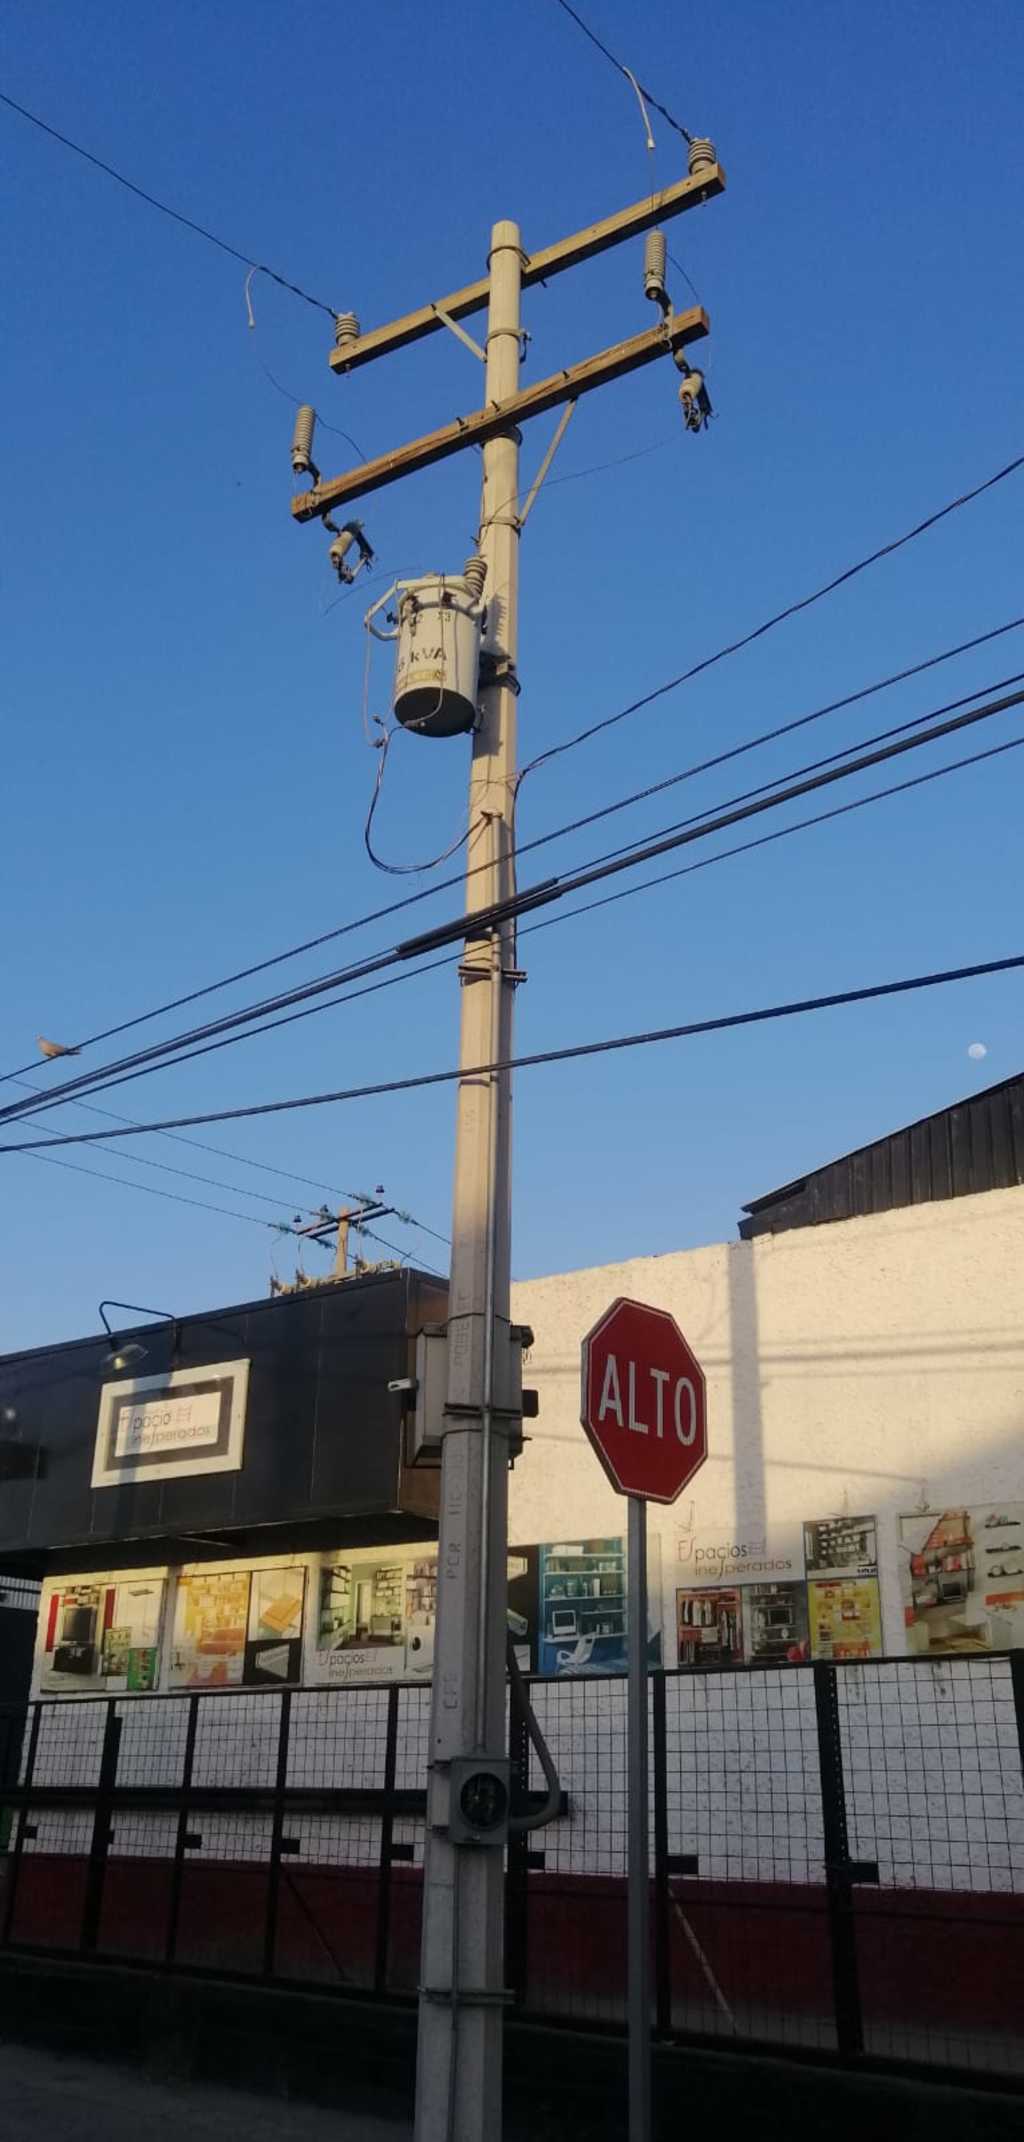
[444,1757,511,1846]
[395,1323,538,1466]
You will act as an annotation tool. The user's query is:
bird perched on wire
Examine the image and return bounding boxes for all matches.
[37,1036,80,1060]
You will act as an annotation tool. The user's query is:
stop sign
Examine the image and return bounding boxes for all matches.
[580,1297,707,1504]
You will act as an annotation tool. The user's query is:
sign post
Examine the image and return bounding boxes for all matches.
[580,1298,708,2142]
[626,1489,651,2142]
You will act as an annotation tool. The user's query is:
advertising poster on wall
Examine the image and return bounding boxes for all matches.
[676,1516,883,1668]
[99,1578,165,1690]
[40,1581,106,1691]
[507,1546,540,1672]
[804,1516,879,1581]
[310,1537,657,1685]
[244,1568,306,1685]
[315,1554,409,1684]
[900,1504,1024,1655]
[39,1577,167,1694]
[746,1582,810,1664]
[170,1571,250,1688]
[404,1554,438,1680]
[676,1581,810,1668]
[538,1538,661,1676]
[677,1587,743,1668]
[808,1577,882,1660]
[676,1523,805,1589]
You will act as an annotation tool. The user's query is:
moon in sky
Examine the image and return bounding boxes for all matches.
[967,1042,988,1061]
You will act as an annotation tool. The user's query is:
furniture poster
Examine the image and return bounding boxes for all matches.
[677,1586,744,1668]
[316,1555,409,1683]
[169,1570,250,1688]
[900,1504,1024,1655]
[98,1578,165,1689]
[538,1538,662,1676]
[40,1577,166,1693]
[804,1515,879,1580]
[244,1567,306,1685]
[745,1580,810,1663]
[808,1576,883,1660]
[678,1510,883,1668]
[40,1581,107,1692]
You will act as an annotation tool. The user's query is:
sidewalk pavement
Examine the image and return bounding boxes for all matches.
[0,2042,413,2141]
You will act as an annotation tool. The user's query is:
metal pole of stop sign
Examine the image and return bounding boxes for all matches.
[581,1296,708,2142]
[627,1491,651,2142]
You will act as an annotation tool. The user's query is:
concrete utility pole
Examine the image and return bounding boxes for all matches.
[288,152,725,2142]
[414,218,523,2142]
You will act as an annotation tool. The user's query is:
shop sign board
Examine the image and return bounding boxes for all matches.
[91,1359,249,1489]
[580,1297,707,1504]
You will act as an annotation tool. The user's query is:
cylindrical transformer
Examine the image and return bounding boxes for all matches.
[393,571,486,738]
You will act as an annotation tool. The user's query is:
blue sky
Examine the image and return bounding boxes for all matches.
[2,0,1022,1350]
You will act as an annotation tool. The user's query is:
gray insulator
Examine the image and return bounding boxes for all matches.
[291,404,317,475]
[643,228,668,306]
[688,137,716,176]
[334,310,360,346]
[462,555,487,604]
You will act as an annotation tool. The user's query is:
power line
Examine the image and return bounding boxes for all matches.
[7,1077,372,1203]
[549,0,694,144]
[518,632,1024,864]
[524,731,1024,942]
[15,1121,444,1266]
[11,1104,309,1212]
[15,1146,304,1233]
[516,448,1024,785]
[0,88,339,318]
[7,1074,448,1249]
[4,604,1020,1102]
[5,951,1019,1153]
[433,680,1024,947]
[4,679,1022,1127]
[3,428,1019,1099]
[33,724,1017,1145]
[524,665,1024,883]
[353,1221,447,1277]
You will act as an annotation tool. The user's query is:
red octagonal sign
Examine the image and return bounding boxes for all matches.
[580,1297,707,1505]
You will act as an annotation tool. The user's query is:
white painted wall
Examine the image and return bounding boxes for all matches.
[510,1185,1024,1658]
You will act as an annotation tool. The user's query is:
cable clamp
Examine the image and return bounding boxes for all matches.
[478,651,521,695]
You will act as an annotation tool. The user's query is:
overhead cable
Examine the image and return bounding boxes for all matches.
[516,449,1024,785]
[2,680,1021,1128]
[8,1075,447,1247]
[549,0,694,144]
[2,606,1020,1093]
[4,952,1020,1153]
[0,87,339,318]
[2,691,1022,1137]
[17,1146,305,1233]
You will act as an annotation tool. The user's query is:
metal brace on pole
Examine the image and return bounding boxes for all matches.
[518,400,576,529]
[433,303,488,364]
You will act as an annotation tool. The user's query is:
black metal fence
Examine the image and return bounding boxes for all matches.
[2,1653,1023,2084]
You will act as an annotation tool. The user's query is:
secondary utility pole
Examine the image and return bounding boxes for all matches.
[288,148,724,2142]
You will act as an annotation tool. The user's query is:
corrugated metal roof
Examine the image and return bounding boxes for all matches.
[739,1071,1024,1238]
